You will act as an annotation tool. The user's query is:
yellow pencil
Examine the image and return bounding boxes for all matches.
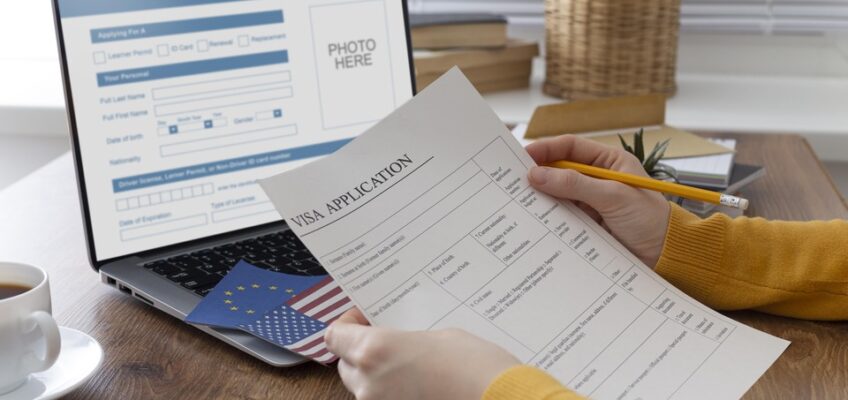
[547,160,749,210]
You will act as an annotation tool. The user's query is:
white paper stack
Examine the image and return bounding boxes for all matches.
[662,139,736,189]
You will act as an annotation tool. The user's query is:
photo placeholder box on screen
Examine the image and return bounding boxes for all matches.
[309,0,397,129]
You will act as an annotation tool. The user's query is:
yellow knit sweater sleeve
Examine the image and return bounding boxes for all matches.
[483,366,585,400]
[655,203,848,320]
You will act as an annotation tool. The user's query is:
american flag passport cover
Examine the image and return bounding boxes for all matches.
[185,260,353,363]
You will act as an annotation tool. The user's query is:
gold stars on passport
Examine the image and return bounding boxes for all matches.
[221,281,292,316]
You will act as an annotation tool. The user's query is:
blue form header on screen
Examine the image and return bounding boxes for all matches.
[111,139,352,193]
[90,11,283,43]
[58,0,246,18]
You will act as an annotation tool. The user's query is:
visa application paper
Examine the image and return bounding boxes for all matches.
[260,69,789,399]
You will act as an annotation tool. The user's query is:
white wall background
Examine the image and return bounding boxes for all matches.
[0,0,66,136]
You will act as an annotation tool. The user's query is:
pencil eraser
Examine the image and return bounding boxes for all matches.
[719,194,749,210]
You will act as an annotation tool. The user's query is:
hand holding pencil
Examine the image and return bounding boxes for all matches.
[547,160,749,210]
[525,135,691,268]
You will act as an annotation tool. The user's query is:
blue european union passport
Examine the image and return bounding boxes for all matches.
[185,260,352,363]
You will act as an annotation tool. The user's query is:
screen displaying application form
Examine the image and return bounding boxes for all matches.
[56,0,413,260]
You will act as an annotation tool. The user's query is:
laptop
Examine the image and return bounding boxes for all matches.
[51,0,416,366]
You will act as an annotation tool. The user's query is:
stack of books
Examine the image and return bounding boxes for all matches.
[662,139,766,215]
[410,13,539,93]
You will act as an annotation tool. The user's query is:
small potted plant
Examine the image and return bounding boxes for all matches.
[618,128,677,182]
[619,129,683,204]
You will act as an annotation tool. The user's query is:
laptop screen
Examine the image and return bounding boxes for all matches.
[55,0,415,262]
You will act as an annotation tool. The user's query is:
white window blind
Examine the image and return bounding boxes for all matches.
[408,0,848,33]
[407,0,546,24]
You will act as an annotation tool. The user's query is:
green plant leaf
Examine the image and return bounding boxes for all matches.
[634,128,645,162]
[644,139,671,171]
[618,134,634,154]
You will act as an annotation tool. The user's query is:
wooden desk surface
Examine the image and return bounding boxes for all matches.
[0,134,845,399]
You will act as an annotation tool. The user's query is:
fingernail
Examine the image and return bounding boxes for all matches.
[529,167,548,184]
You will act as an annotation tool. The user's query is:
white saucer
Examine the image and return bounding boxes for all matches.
[0,327,103,400]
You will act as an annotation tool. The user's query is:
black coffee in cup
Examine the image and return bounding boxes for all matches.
[0,283,31,300]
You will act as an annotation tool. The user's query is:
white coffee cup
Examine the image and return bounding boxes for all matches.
[0,262,61,394]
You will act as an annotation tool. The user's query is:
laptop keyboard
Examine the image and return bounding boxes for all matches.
[142,230,326,297]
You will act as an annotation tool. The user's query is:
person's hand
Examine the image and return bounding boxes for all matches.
[525,135,670,267]
[325,308,520,400]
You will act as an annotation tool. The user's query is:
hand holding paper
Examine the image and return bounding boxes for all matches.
[325,308,522,400]
[260,68,787,399]
[523,135,671,267]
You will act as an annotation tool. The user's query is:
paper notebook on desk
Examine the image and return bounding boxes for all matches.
[662,139,736,189]
[260,69,788,399]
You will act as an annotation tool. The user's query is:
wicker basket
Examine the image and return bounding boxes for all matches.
[544,0,680,100]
